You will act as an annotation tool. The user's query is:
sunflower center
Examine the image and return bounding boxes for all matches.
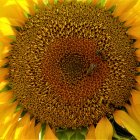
[43,38,109,105]
[9,1,137,128]
[59,53,86,84]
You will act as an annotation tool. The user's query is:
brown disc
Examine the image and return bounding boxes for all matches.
[9,1,137,128]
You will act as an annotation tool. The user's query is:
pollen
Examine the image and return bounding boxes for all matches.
[9,1,137,128]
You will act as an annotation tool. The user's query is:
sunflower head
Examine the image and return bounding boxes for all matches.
[0,0,140,139]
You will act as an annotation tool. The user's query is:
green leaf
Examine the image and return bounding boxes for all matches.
[80,127,88,136]
[41,123,46,140]
[70,131,85,140]
[56,132,68,140]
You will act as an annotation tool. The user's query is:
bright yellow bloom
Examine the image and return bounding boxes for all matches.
[0,0,140,139]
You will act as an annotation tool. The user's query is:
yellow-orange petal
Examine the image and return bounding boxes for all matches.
[21,0,36,15]
[21,118,41,140]
[0,80,7,90]
[0,102,18,124]
[95,117,113,140]
[4,110,23,140]
[0,110,22,138]
[4,122,18,140]
[119,1,140,24]
[120,10,136,25]
[0,33,12,46]
[86,125,95,140]
[0,91,13,104]
[0,5,26,26]
[114,110,140,139]
[127,26,140,39]
[125,14,140,27]
[0,68,9,82]
[44,125,58,140]
[35,122,41,139]
[0,0,26,22]
[13,113,31,139]
[125,104,140,124]
[131,90,140,105]
[132,104,140,117]
[0,49,9,61]
[136,76,140,84]
[130,104,140,123]
[0,45,11,61]
[0,59,8,67]
[137,67,140,73]
[104,0,118,9]
[113,0,138,17]
[0,19,15,36]
[16,0,31,14]
[0,16,20,27]
[135,51,140,60]
[21,118,36,139]
[0,0,6,6]
[134,40,140,49]
[25,0,44,15]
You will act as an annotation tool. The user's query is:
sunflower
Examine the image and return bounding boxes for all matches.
[0,0,140,139]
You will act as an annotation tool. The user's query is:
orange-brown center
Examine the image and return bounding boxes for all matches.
[43,38,109,105]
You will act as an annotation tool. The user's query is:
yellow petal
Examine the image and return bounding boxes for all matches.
[135,49,140,61]
[0,32,12,45]
[125,104,140,124]
[0,91,13,104]
[0,45,10,60]
[4,122,18,140]
[125,104,139,122]
[25,0,44,15]
[21,118,41,139]
[21,0,36,15]
[137,67,140,73]
[20,118,36,139]
[0,5,26,26]
[130,91,140,123]
[0,102,18,134]
[0,0,6,6]
[113,0,138,17]
[136,76,140,84]
[127,26,140,39]
[0,59,8,67]
[13,113,31,140]
[131,90,140,105]
[0,19,15,36]
[4,110,23,140]
[134,40,140,49]
[16,0,31,13]
[44,125,58,140]
[0,36,11,59]
[35,122,41,139]
[125,15,140,27]
[114,110,140,139]
[119,1,140,24]
[0,68,9,82]
[85,125,95,140]
[131,105,140,123]
[95,117,113,140]
[0,48,9,61]
[104,0,118,9]
[0,80,7,90]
